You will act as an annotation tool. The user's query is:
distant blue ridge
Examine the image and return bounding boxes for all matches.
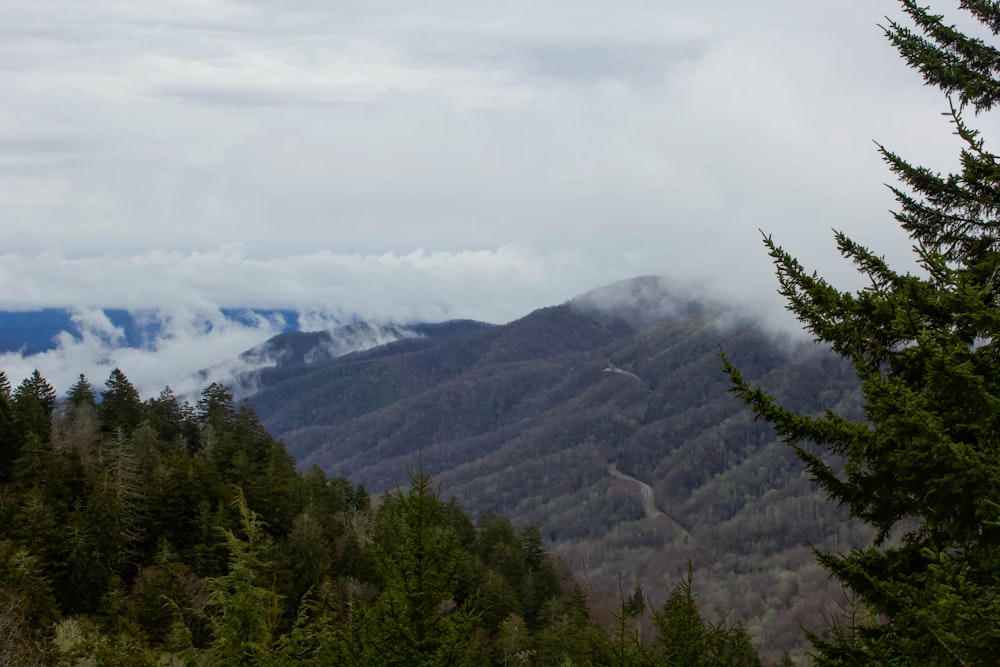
[0,309,302,355]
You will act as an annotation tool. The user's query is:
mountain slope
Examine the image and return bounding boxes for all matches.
[194,319,493,400]
[244,277,867,661]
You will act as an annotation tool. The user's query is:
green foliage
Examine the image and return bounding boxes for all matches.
[99,368,144,438]
[531,590,611,666]
[708,621,762,667]
[145,385,200,453]
[653,566,707,666]
[198,382,235,432]
[66,373,97,409]
[0,540,59,631]
[0,586,46,666]
[204,488,283,666]
[725,2,1000,664]
[652,566,761,667]
[610,580,652,667]
[363,464,483,666]
[0,371,14,481]
[11,369,56,456]
[0,366,764,663]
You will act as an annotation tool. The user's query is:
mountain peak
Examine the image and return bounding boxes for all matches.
[568,275,709,325]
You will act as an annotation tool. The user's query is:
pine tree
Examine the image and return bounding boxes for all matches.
[364,464,483,666]
[198,383,234,432]
[204,488,282,666]
[724,2,1000,663]
[99,368,143,437]
[66,374,97,409]
[12,370,57,445]
[0,372,16,480]
[145,386,184,445]
[611,580,648,667]
[0,371,10,402]
[652,566,707,666]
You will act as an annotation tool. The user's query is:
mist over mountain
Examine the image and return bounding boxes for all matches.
[0,276,863,659]
[0,308,301,355]
[0,306,436,398]
[192,319,494,401]
[224,275,864,660]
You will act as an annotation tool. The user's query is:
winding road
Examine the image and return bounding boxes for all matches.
[608,463,692,539]
[601,365,642,382]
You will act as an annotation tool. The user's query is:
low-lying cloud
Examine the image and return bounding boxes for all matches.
[0,0,974,397]
[0,306,292,399]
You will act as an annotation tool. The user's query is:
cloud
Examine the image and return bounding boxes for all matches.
[0,0,982,392]
[0,245,593,319]
[0,306,290,399]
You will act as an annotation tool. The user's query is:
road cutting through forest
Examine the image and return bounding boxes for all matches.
[607,463,692,539]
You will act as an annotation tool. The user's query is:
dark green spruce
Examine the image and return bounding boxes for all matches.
[725,1,1000,663]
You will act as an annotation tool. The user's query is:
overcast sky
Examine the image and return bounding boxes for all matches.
[0,0,981,393]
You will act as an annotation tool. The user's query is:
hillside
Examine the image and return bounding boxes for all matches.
[244,276,869,661]
[192,319,493,401]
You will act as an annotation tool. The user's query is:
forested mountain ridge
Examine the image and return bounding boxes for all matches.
[193,319,495,402]
[238,276,869,662]
[0,365,763,665]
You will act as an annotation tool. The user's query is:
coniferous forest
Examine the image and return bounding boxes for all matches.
[0,368,762,666]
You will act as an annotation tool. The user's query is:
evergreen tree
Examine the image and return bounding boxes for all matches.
[93,431,147,579]
[99,368,143,437]
[518,525,561,630]
[66,374,97,409]
[532,589,610,666]
[725,2,1000,663]
[0,372,16,480]
[12,370,57,445]
[56,374,100,469]
[364,465,483,666]
[198,383,235,432]
[653,566,707,666]
[611,580,650,667]
[145,386,185,445]
[146,387,200,453]
[204,488,283,666]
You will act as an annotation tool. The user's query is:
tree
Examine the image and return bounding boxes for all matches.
[724,2,1000,663]
[99,368,144,437]
[66,374,97,409]
[650,566,761,667]
[145,386,188,447]
[652,566,707,666]
[203,488,283,667]
[363,464,483,666]
[56,375,101,478]
[198,383,234,433]
[12,370,57,445]
[611,580,650,667]
[0,372,16,480]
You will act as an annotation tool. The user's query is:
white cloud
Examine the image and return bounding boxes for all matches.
[0,306,288,398]
[0,0,983,390]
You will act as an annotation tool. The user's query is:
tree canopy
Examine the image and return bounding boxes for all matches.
[726,1,1000,664]
[0,367,762,665]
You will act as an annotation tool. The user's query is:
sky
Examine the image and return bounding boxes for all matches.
[0,0,982,394]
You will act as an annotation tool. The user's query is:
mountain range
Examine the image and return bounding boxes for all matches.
[220,276,868,662]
